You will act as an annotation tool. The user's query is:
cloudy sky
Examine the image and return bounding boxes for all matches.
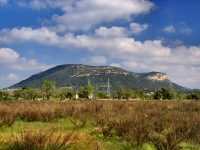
[0,0,200,89]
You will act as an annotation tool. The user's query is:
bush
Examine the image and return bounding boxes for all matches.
[187,92,200,100]
[154,88,176,100]
[78,85,94,99]
[98,91,109,99]
[0,101,199,149]
[58,88,74,100]
[7,128,78,150]
[0,91,12,101]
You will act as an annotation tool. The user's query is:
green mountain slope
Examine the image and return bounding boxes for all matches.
[11,64,187,92]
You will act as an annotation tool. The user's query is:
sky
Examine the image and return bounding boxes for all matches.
[0,0,200,89]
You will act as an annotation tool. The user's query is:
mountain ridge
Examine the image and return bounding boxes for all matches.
[11,64,187,92]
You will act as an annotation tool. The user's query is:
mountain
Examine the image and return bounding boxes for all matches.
[11,64,187,92]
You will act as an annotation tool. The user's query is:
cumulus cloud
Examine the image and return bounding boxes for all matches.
[0,24,199,88]
[0,73,21,88]
[14,0,154,31]
[130,23,149,34]
[95,26,127,38]
[60,26,200,88]
[0,48,19,64]
[51,0,154,31]
[64,27,171,59]
[0,48,53,71]
[0,27,61,45]
[0,48,53,88]
[163,25,176,33]
[0,0,199,88]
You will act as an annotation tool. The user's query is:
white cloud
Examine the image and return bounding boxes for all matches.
[27,0,47,9]
[163,25,176,33]
[130,23,149,34]
[0,25,199,88]
[110,63,121,68]
[59,26,200,88]
[0,48,53,88]
[163,24,193,35]
[64,27,171,58]
[17,0,68,9]
[0,0,199,88]
[14,0,154,31]
[0,48,53,71]
[84,55,108,65]
[0,73,20,82]
[95,26,127,38]
[179,22,193,35]
[0,73,21,88]
[0,27,61,45]
[6,73,20,81]
[0,0,8,5]
[0,48,20,63]
[51,0,154,31]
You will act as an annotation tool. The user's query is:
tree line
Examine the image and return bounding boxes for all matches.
[0,80,200,101]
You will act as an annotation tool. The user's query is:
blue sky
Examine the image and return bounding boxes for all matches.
[0,0,200,89]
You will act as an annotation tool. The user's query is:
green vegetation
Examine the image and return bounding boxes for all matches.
[0,91,11,101]
[187,92,200,100]
[11,64,186,92]
[42,80,56,99]
[57,88,74,100]
[78,84,94,99]
[1,81,200,101]
[154,88,175,100]
[1,80,200,149]
[0,101,199,149]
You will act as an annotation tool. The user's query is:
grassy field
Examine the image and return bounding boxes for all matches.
[0,100,199,150]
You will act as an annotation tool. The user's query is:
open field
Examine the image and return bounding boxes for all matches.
[0,100,199,150]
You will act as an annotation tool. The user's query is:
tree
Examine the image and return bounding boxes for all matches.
[26,88,41,100]
[0,91,12,101]
[98,91,109,99]
[133,89,145,100]
[115,88,144,100]
[124,88,133,100]
[13,90,22,100]
[42,80,56,99]
[78,85,94,99]
[176,93,187,100]
[116,87,126,99]
[13,88,41,100]
[187,92,200,100]
[58,88,74,100]
[154,90,163,100]
[154,88,176,100]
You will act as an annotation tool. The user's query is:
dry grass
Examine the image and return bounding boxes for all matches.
[6,128,78,150]
[0,100,199,149]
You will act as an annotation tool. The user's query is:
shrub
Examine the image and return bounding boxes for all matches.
[0,101,199,149]
[0,91,12,101]
[6,128,78,150]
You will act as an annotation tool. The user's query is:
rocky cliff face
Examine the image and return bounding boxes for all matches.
[147,73,168,81]
[69,64,129,77]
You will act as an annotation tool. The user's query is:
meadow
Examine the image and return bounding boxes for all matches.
[0,100,199,150]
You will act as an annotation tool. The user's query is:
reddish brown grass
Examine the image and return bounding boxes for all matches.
[0,100,199,149]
